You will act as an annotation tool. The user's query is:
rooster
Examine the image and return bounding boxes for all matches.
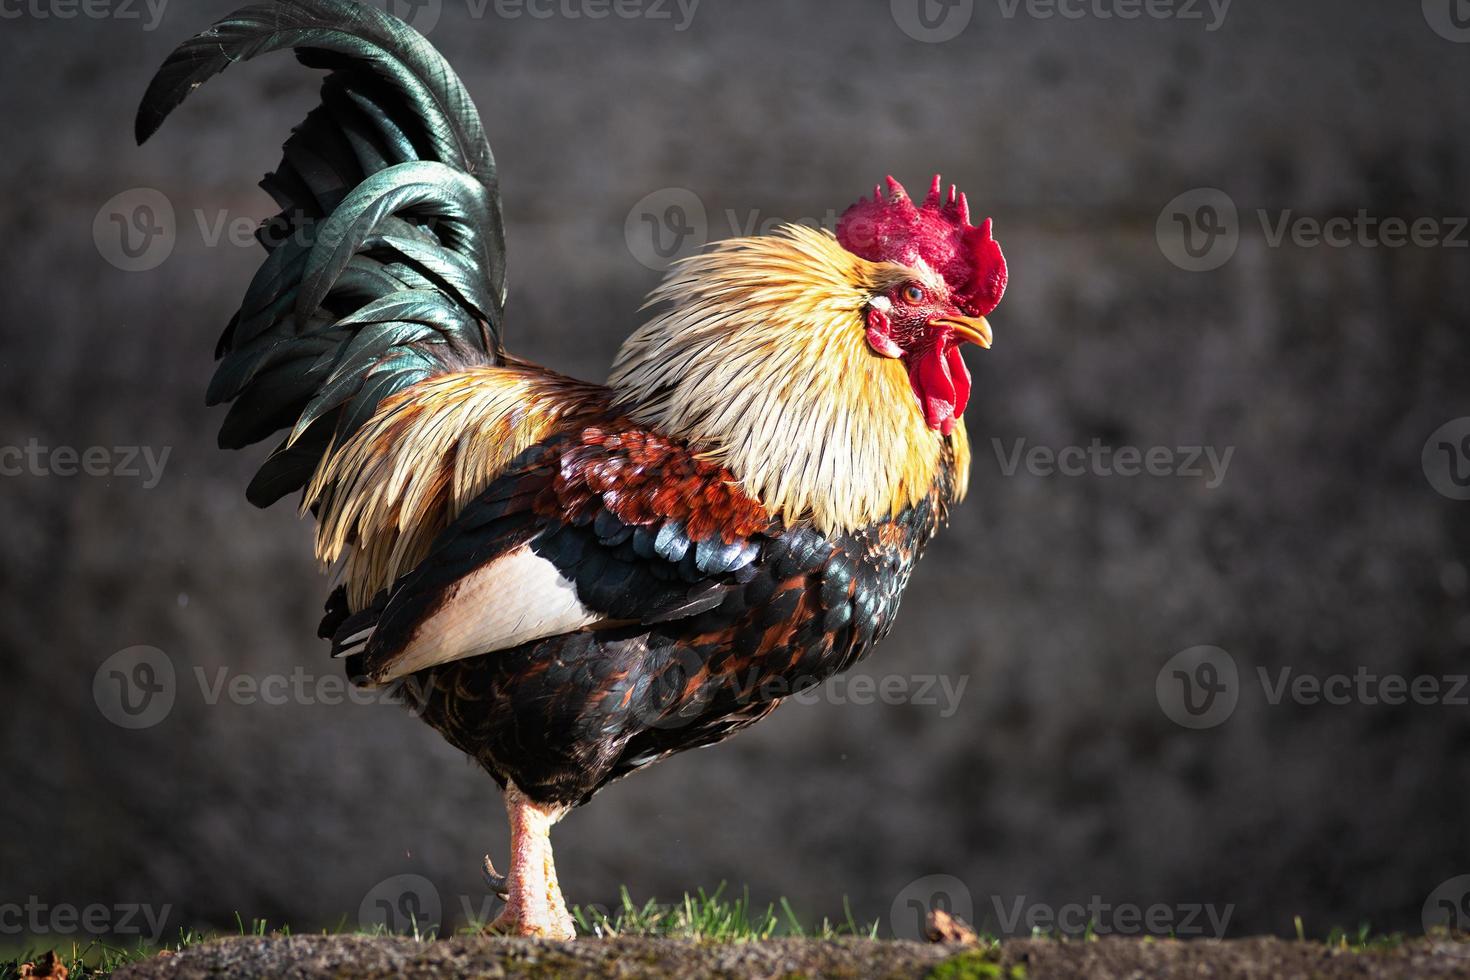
[138,0,1007,939]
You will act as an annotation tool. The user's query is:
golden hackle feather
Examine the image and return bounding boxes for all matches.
[609,224,969,536]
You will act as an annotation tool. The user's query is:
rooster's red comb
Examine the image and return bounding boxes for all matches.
[836,175,1008,318]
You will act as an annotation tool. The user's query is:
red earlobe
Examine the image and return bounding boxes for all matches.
[865,307,904,358]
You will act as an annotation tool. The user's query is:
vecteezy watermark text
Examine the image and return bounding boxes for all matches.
[0,0,169,30]
[890,0,1229,44]
[0,898,172,943]
[993,0,1230,30]
[1158,187,1470,272]
[632,661,970,730]
[93,646,437,729]
[1258,666,1469,708]
[480,0,698,29]
[1157,646,1470,729]
[992,437,1234,488]
[193,665,434,712]
[0,440,170,488]
[888,874,1232,941]
[367,0,700,36]
[990,894,1233,938]
[790,672,968,718]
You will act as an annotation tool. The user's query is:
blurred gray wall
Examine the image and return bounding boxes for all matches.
[2,0,1468,944]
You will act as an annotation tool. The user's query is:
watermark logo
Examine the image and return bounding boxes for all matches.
[890,875,974,941]
[369,0,443,34]
[1423,0,1470,43]
[1156,646,1239,730]
[891,0,974,42]
[93,646,177,730]
[624,189,846,271]
[1157,188,1238,272]
[96,191,353,273]
[94,187,175,273]
[625,188,709,271]
[360,874,443,935]
[1423,418,1470,501]
[0,0,170,30]
[1423,875,1470,956]
[629,647,717,730]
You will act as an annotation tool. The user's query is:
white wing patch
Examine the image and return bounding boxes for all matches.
[372,544,601,682]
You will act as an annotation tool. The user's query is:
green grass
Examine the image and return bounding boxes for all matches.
[565,884,879,940]
[1291,915,1408,952]
[1322,923,1409,952]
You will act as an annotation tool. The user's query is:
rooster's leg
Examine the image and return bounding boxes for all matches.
[485,784,575,940]
[542,825,573,934]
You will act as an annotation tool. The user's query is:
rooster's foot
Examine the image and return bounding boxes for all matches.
[483,887,574,940]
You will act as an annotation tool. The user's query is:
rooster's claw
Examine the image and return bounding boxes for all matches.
[482,854,510,899]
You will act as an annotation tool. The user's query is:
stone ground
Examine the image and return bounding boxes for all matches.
[101,934,1470,980]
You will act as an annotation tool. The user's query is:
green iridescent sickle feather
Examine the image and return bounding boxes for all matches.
[136,0,507,506]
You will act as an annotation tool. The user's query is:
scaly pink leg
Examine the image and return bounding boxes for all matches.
[484,785,575,940]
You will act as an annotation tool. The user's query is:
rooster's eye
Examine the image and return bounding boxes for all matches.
[900,284,925,305]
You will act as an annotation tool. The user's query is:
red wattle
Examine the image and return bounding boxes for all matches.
[946,344,972,419]
[911,344,956,433]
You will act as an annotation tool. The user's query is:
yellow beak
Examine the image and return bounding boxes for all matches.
[930,315,993,349]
